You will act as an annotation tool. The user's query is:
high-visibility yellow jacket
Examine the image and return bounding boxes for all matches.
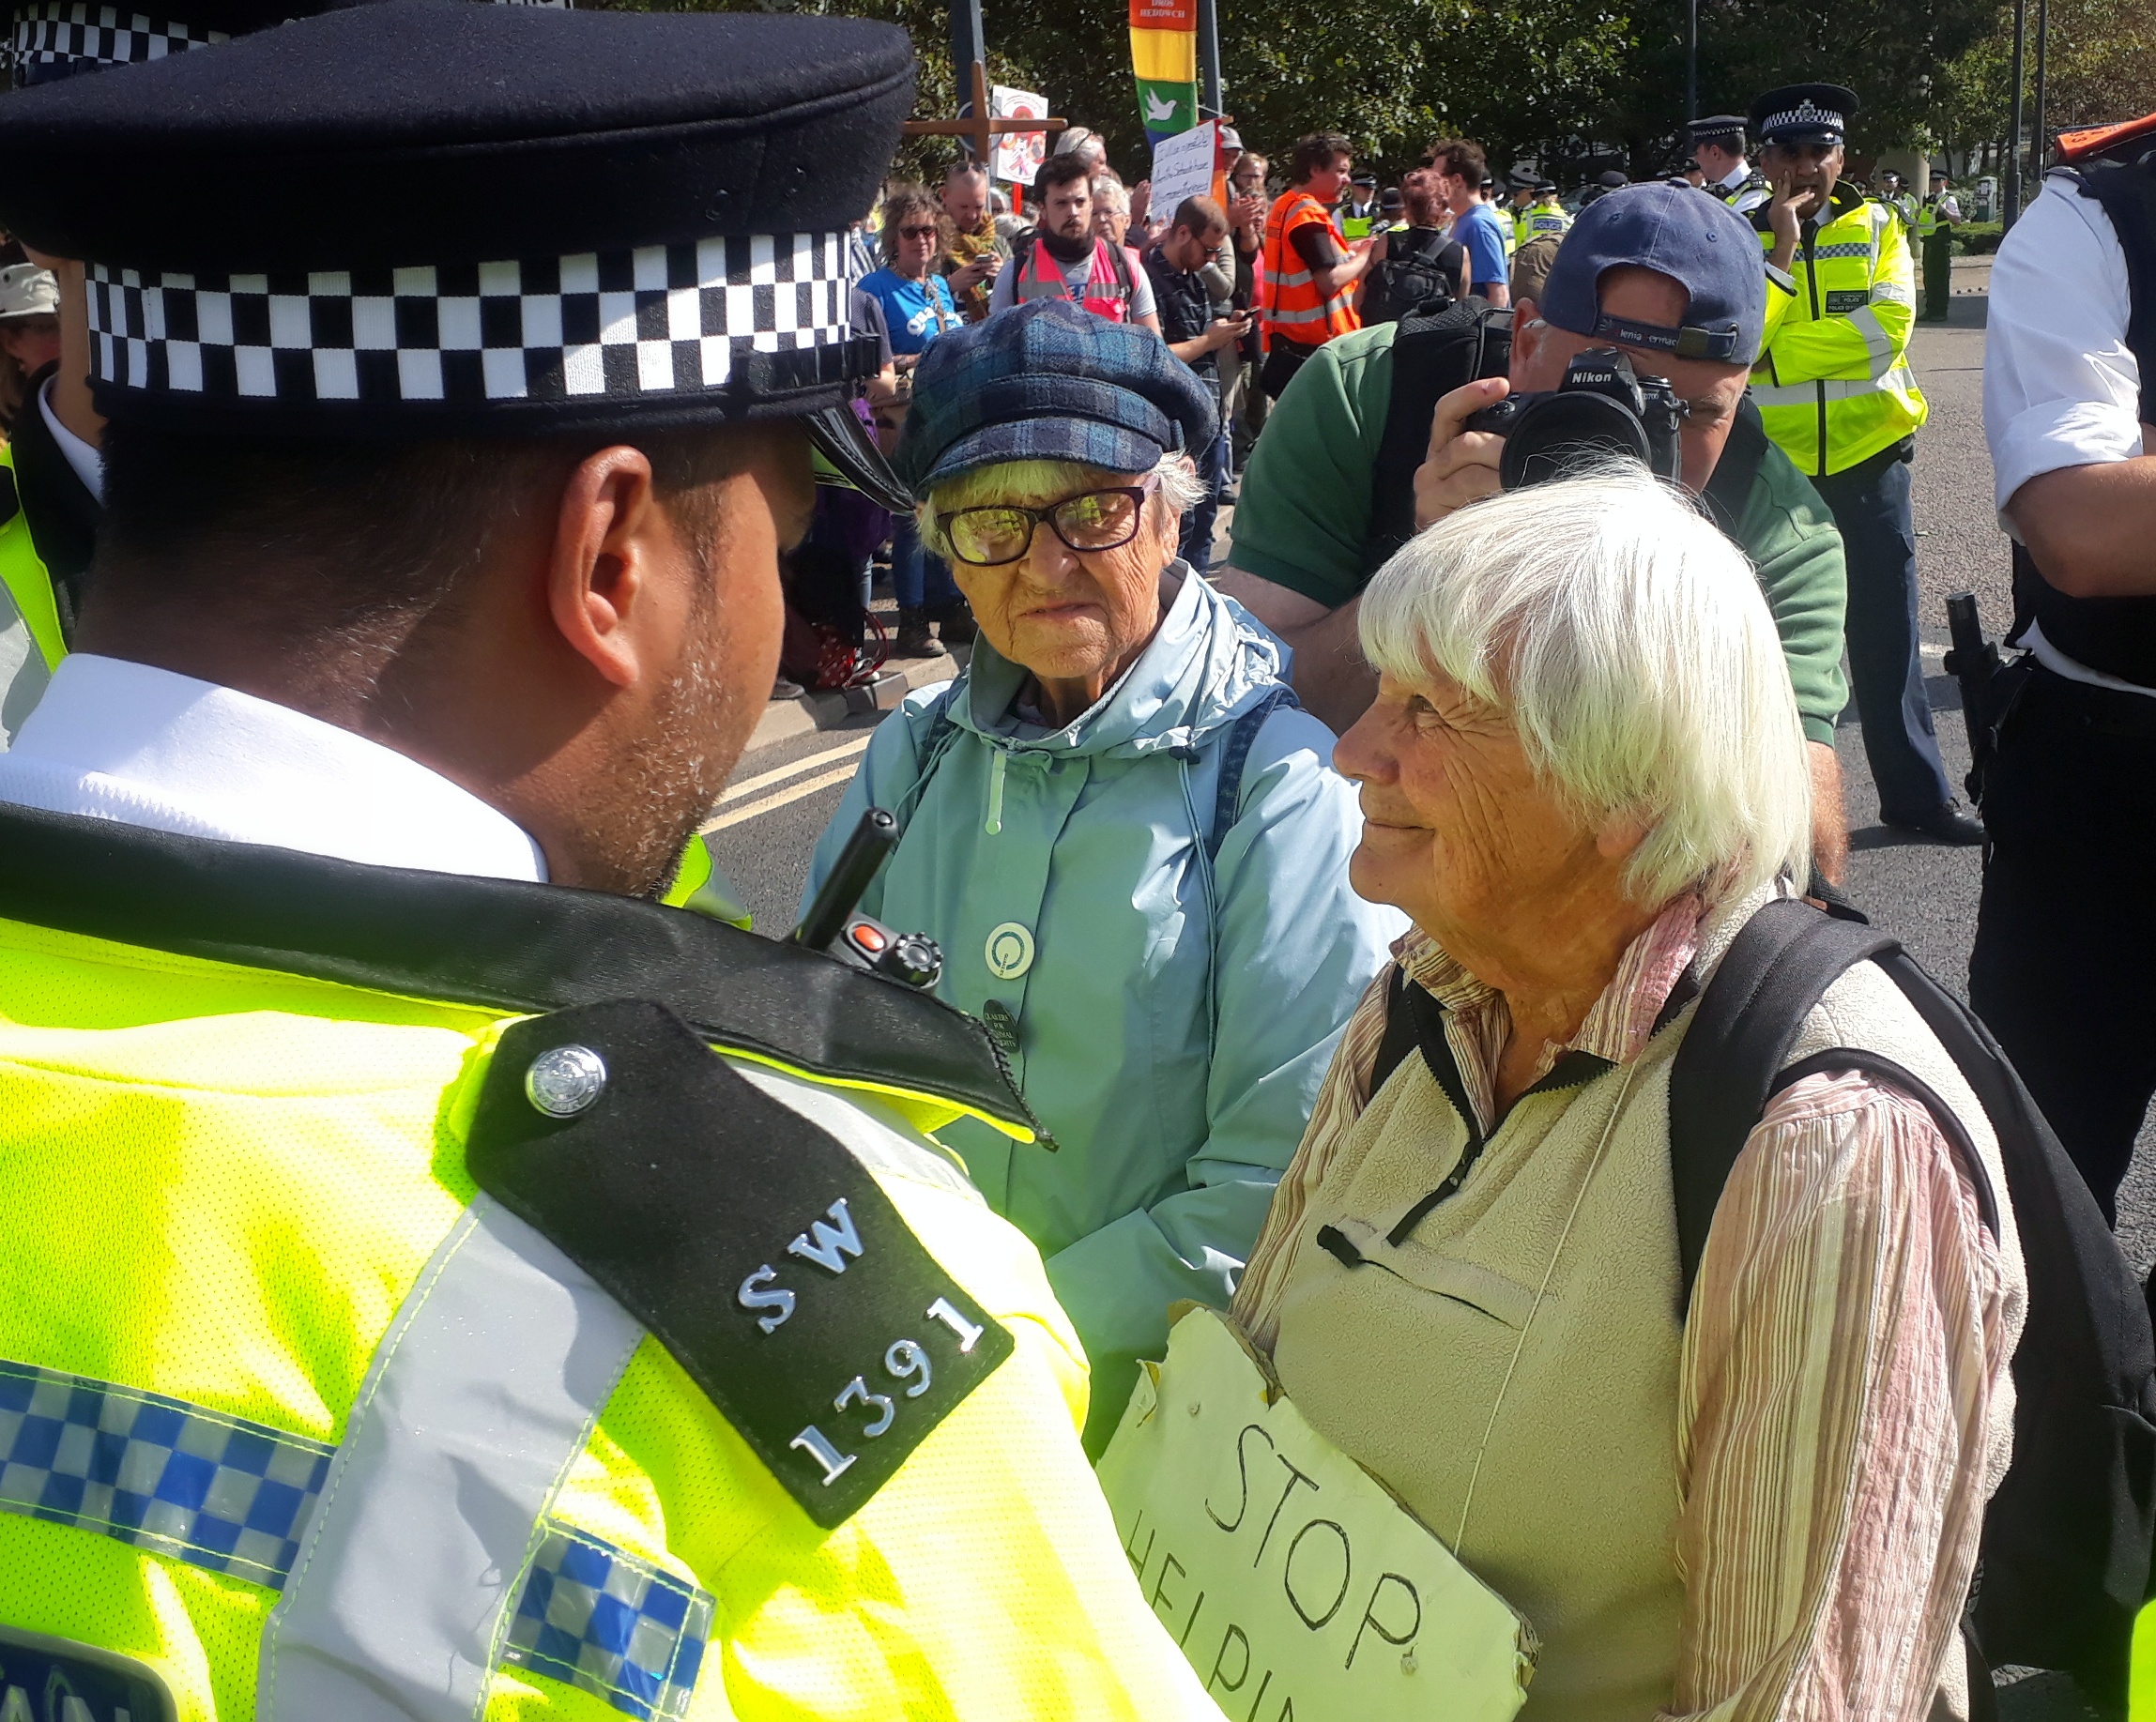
[1749,181,1928,477]
[1514,199,1570,249]
[0,804,1224,1722]
[0,439,63,726]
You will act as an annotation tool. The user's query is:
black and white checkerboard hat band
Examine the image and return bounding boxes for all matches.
[9,4,224,86]
[10,0,570,87]
[1759,98,1844,136]
[84,231,879,431]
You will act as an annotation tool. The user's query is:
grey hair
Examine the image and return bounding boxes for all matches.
[1358,468,1812,905]
[917,452,1203,555]
[1091,175,1130,213]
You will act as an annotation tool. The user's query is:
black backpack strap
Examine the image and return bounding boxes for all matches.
[1666,899,1898,1313]
[1361,302,1513,575]
[885,681,967,837]
[1205,686,1298,862]
[1370,965,1416,1094]
[2076,160,2156,422]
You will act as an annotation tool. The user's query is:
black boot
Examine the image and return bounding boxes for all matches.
[927,597,977,646]
[895,608,945,658]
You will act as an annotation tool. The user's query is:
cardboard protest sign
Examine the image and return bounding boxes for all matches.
[1149,120,1219,220]
[1096,1307,1537,1722]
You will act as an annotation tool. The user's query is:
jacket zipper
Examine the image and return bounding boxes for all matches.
[1803,221,1827,478]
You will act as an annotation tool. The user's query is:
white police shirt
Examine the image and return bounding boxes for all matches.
[1984,168,2156,695]
[0,652,547,877]
[0,380,105,747]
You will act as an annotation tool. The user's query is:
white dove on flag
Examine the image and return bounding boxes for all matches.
[1144,88,1179,124]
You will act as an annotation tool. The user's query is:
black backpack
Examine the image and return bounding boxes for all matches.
[1372,898,2156,1702]
[1360,227,1460,328]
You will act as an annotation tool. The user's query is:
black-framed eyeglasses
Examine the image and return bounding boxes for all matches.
[938,474,1161,567]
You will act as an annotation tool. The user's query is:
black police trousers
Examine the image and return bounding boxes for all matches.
[1970,664,2156,1221]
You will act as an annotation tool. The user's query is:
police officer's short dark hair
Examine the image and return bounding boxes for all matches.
[94,422,757,637]
[1291,132,1352,183]
[1424,137,1488,186]
[1034,150,1095,197]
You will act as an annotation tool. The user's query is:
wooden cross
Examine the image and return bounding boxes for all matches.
[900,59,1064,161]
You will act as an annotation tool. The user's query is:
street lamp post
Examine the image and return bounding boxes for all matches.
[2004,0,2027,225]
[1685,0,1698,134]
[949,0,986,154]
[2032,0,2051,188]
[1198,0,1223,116]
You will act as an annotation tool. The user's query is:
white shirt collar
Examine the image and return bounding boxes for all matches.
[0,654,547,880]
[1716,160,1751,193]
[37,376,104,505]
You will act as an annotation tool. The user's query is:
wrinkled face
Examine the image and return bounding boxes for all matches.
[1044,176,1093,240]
[1336,666,1605,952]
[1512,266,1750,495]
[1762,138,1843,221]
[935,463,1179,688]
[1094,197,1131,248]
[942,173,988,230]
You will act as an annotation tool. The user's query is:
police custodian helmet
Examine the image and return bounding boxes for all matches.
[0,0,907,488]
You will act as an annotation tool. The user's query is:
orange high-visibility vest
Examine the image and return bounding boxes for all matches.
[1261,190,1359,347]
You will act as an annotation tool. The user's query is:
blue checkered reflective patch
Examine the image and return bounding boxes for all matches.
[0,1358,334,1589]
[501,1519,713,1722]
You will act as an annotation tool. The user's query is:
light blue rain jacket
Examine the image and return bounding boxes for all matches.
[804,570,1404,1445]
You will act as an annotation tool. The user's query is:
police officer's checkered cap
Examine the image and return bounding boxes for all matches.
[0,0,910,435]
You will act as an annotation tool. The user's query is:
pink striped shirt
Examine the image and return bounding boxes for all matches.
[1235,900,2015,1719]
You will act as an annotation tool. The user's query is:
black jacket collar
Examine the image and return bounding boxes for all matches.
[0,802,1036,1134]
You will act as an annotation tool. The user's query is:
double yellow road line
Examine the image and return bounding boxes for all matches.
[702,731,874,834]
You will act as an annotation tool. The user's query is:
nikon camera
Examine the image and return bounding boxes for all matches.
[1463,346,1687,490]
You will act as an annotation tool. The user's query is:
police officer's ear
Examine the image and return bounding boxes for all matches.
[544,446,682,692]
[1510,298,1545,370]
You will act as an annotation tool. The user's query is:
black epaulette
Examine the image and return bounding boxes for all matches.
[467,1001,1015,1525]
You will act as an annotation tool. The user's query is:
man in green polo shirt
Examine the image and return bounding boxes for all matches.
[1218,182,1852,882]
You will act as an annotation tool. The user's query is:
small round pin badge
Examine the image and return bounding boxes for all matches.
[985,922,1035,981]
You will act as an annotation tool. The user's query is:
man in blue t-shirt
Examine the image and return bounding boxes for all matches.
[1429,136,1510,306]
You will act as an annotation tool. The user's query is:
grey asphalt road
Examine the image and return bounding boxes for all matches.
[704,265,2136,1716]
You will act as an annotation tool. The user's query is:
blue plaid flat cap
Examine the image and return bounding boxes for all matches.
[895,299,1217,499]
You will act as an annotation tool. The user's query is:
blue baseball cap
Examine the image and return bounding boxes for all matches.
[1537,181,1768,366]
[894,299,1217,500]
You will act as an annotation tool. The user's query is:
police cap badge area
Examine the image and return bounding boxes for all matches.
[1749,83,1859,148]
[0,0,910,452]
[466,1001,1015,1529]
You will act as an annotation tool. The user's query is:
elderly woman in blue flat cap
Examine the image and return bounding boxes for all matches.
[806,299,1401,1448]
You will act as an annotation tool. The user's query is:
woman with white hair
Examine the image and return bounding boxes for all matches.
[805,299,1401,1452]
[1230,470,2024,1719]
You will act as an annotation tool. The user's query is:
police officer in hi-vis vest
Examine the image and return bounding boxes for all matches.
[1689,114,1770,214]
[1748,83,1984,845]
[0,5,1229,1718]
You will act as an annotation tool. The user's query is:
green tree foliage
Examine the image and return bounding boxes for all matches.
[599,0,2040,189]
[1934,0,2156,160]
[1592,0,1998,170]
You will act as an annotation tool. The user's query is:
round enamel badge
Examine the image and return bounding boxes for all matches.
[986,922,1036,981]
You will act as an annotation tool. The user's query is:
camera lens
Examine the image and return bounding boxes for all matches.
[1496,392,1655,490]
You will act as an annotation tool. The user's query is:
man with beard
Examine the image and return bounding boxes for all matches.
[989,150,1159,330]
[0,6,1231,1717]
[939,160,1005,323]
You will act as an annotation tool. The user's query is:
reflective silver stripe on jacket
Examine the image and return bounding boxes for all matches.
[258,1194,646,1722]
[1749,363,1917,407]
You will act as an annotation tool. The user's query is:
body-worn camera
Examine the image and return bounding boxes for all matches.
[1463,347,1687,490]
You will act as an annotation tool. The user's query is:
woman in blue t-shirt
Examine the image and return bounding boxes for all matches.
[859,189,969,657]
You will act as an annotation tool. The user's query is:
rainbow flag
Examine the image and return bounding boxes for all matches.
[1129,0,1197,147]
